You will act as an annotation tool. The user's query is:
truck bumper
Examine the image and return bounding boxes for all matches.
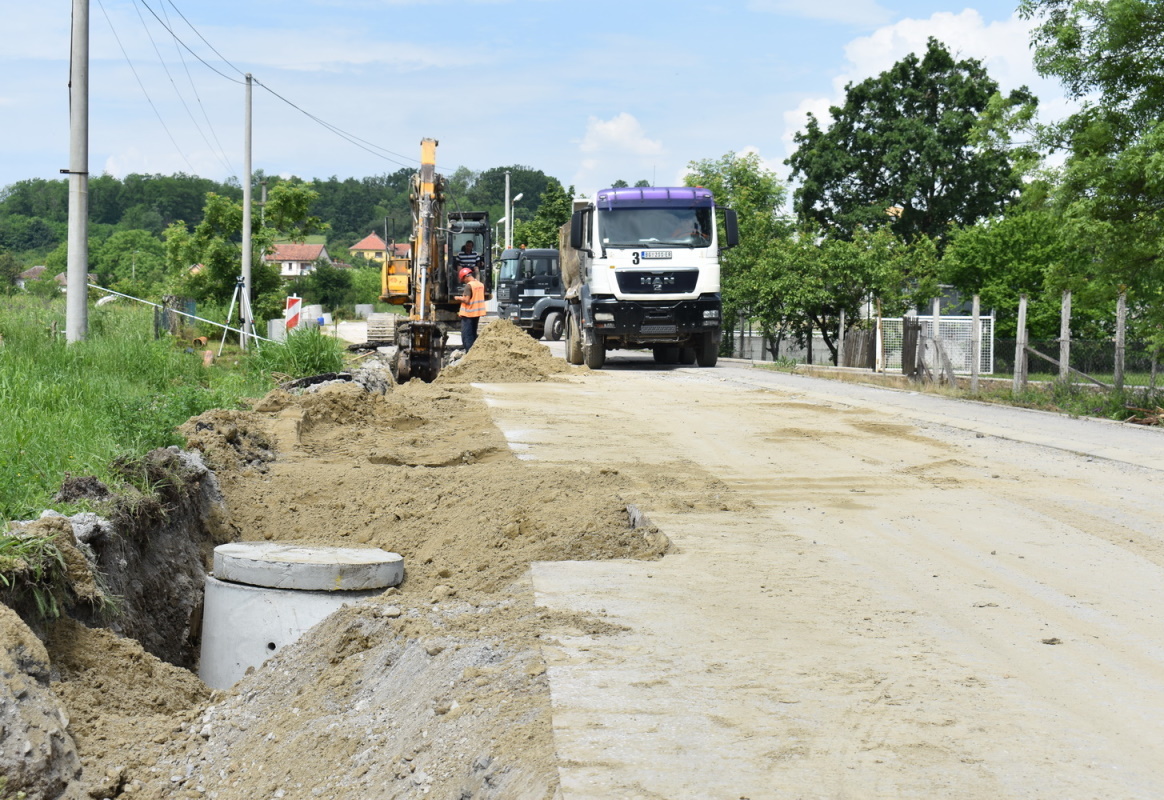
[588,295,721,342]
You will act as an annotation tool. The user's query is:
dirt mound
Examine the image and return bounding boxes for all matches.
[46,617,209,798]
[178,410,275,474]
[438,319,570,384]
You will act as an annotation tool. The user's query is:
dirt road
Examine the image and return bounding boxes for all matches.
[478,357,1164,798]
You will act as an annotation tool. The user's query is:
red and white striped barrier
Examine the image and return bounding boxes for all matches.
[285,295,302,331]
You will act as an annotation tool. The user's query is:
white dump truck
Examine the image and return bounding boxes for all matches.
[559,186,738,369]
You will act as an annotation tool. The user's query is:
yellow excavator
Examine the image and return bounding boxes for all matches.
[379,138,493,382]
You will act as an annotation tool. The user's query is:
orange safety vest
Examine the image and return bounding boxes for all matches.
[459,279,486,318]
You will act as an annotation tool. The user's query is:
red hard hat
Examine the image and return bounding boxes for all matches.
[458,267,474,281]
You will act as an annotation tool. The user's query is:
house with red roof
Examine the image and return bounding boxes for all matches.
[16,265,47,289]
[265,243,331,279]
[349,233,409,265]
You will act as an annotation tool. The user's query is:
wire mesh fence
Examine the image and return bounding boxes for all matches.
[879,316,994,374]
[998,339,1162,388]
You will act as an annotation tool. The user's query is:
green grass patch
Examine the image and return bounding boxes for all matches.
[247,325,346,379]
[0,296,273,523]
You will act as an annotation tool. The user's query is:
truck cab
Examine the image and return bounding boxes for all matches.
[495,248,566,340]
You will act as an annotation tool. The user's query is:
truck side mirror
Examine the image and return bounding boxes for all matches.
[570,211,584,250]
[722,208,740,249]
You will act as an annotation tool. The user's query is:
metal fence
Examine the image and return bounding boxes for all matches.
[878,316,995,375]
[999,339,1161,388]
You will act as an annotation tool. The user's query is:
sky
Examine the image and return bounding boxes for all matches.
[0,0,1072,199]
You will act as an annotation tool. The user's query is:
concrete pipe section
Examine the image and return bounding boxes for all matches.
[199,542,403,689]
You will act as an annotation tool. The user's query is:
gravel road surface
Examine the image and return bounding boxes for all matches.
[479,353,1164,799]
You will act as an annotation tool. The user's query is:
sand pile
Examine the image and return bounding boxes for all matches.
[438,319,571,384]
[5,361,742,799]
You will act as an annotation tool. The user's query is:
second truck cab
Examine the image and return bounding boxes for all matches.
[495,248,566,340]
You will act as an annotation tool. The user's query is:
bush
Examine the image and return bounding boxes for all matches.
[245,325,345,379]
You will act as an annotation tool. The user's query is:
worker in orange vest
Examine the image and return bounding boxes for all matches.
[457,266,486,351]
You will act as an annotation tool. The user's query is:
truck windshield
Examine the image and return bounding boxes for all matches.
[499,257,521,281]
[600,207,714,248]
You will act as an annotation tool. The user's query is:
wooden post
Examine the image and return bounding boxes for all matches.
[1013,294,1028,395]
[931,297,942,383]
[838,308,846,367]
[1059,290,1072,384]
[971,294,981,394]
[875,299,884,373]
[1114,290,1127,391]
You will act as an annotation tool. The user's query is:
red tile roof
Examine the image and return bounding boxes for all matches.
[266,243,326,262]
[350,233,387,252]
[18,265,47,280]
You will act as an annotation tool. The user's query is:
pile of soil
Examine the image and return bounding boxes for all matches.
[438,319,571,384]
[12,347,713,798]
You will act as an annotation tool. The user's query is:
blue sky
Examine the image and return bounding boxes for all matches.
[0,0,1069,197]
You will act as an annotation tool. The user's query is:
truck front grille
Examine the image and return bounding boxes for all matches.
[616,270,698,294]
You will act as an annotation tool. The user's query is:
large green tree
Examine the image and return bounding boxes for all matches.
[513,180,574,248]
[787,38,1032,245]
[1022,0,1164,349]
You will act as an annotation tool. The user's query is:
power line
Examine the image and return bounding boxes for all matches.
[134,0,245,84]
[134,0,237,177]
[96,0,199,173]
[251,79,420,170]
[161,1,239,177]
[134,0,435,174]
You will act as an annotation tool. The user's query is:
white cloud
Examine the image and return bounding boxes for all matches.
[579,113,663,157]
[748,0,891,27]
[780,9,1071,158]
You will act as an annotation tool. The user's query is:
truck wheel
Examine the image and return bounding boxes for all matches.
[652,346,679,364]
[583,329,606,369]
[545,311,563,342]
[695,333,719,367]
[678,346,696,365]
[565,313,583,365]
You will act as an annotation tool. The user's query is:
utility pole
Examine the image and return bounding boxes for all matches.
[241,73,253,349]
[65,0,89,343]
[504,170,511,250]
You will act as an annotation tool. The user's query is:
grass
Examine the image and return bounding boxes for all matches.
[0,296,273,523]
[247,324,346,380]
[0,530,68,619]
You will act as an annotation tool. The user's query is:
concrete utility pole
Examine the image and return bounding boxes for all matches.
[241,74,253,349]
[504,171,511,250]
[65,0,90,343]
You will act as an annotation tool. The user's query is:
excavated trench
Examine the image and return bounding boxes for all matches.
[0,321,716,800]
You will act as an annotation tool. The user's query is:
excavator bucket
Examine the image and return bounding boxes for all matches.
[395,320,444,383]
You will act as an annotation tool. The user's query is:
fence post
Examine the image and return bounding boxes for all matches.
[1059,290,1072,384]
[838,308,846,367]
[971,295,981,394]
[1115,289,1127,391]
[1013,294,1028,395]
[931,298,942,384]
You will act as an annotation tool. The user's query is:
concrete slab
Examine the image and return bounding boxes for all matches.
[213,542,403,591]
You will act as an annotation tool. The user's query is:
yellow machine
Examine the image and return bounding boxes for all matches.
[379,138,494,383]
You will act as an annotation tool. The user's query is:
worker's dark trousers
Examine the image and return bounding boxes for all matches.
[461,316,480,351]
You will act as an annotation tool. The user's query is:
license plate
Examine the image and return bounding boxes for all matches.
[640,250,672,259]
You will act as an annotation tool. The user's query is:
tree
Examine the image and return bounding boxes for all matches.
[1022,0,1164,350]
[757,226,938,363]
[512,180,574,248]
[165,184,326,322]
[298,261,353,310]
[94,230,166,294]
[0,250,21,294]
[787,38,1031,245]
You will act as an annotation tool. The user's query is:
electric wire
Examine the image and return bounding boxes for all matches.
[133,0,237,178]
[134,0,245,84]
[96,0,199,173]
[251,78,420,170]
[161,0,239,177]
[131,0,436,176]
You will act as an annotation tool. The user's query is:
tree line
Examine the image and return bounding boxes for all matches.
[687,5,1164,366]
[5,0,1161,364]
